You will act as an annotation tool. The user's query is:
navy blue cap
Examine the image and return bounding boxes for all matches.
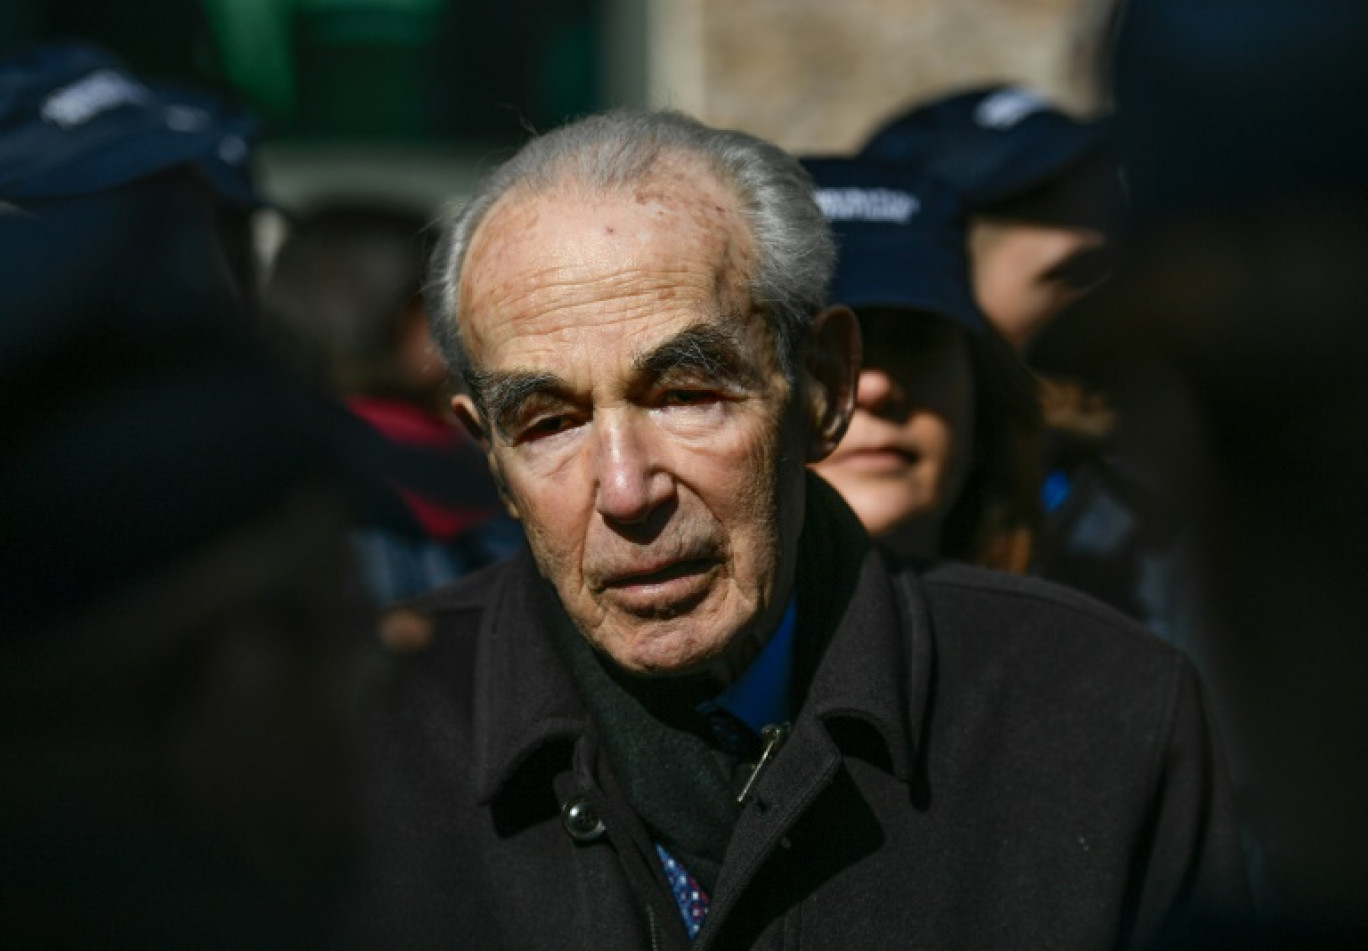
[0,42,260,205]
[859,84,1111,211]
[801,156,987,335]
[1113,0,1368,232]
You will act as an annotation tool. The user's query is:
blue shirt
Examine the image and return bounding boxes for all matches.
[709,598,796,732]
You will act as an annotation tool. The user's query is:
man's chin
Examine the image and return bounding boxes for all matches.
[599,637,723,679]
[589,616,739,680]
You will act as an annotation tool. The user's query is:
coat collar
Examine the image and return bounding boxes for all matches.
[469,549,588,804]
[790,475,932,784]
[469,474,934,804]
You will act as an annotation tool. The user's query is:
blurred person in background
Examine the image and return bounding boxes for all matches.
[1089,0,1368,938]
[861,83,1192,641]
[0,41,378,946]
[801,156,1041,572]
[0,40,265,310]
[859,83,1118,355]
[263,202,521,605]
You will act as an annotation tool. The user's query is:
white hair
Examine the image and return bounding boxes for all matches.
[424,109,835,393]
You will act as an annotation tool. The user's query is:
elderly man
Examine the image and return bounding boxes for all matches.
[352,111,1245,948]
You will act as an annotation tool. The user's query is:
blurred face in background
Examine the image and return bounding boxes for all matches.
[969,219,1107,350]
[813,308,975,558]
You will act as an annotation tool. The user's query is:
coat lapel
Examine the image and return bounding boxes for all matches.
[469,549,588,806]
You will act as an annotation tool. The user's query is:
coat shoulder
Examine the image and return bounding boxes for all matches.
[898,559,1198,742]
[913,559,1187,667]
[375,557,521,709]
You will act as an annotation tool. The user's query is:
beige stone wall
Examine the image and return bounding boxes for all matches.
[644,0,1113,154]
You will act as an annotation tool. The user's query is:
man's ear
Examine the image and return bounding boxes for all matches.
[802,305,861,463]
[450,394,521,520]
[450,394,489,450]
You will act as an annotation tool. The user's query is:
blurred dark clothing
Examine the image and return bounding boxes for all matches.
[345,395,522,604]
[0,160,376,944]
[1091,0,1368,936]
[347,397,498,539]
[0,173,283,631]
[0,493,375,948]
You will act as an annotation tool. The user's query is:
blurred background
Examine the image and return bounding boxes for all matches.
[0,0,1113,221]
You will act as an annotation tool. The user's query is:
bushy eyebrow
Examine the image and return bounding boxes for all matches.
[632,321,760,390]
[467,321,760,442]
[466,367,567,441]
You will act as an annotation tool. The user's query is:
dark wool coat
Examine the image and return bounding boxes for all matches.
[345,479,1247,949]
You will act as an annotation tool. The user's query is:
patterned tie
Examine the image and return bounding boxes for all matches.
[656,842,709,939]
[652,705,766,938]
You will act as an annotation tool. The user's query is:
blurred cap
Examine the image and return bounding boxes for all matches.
[1038,0,1368,386]
[0,41,260,206]
[1112,0,1368,231]
[860,84,1114,215]
[802,156,986,334]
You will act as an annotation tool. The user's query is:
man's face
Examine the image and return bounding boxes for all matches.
[812,311,974,556]
[453,164,817,678]
[970,219,1107,350]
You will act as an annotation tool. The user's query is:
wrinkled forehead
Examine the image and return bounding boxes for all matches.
[457,161,759,356]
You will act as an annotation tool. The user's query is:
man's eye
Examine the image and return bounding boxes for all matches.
[660,389,719,407]
[519,415,575,441]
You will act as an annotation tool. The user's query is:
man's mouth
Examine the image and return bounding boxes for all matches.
[603,557,716,589]
[595,556,720,617]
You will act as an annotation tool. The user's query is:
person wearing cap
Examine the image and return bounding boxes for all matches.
[802,157,1041,572]
[861,84,1118,353]
[347,109,1247,948]
[0,41,265,305]
[862,84,1191,641]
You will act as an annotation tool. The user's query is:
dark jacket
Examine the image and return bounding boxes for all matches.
[347,479,1246,949]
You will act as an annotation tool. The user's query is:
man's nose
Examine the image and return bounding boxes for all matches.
[593,415,675,527]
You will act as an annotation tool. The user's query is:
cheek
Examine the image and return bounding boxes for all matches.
[669,398,781,475]
[500,448,592,562]
[928,367,976,483]
[929,410,975,504]
[975,244,1054,329]
[920,417,964,475]
[667,409,792,550]
[973,247,1017,304]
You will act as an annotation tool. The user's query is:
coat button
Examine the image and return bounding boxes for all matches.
[561,796,606,842]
